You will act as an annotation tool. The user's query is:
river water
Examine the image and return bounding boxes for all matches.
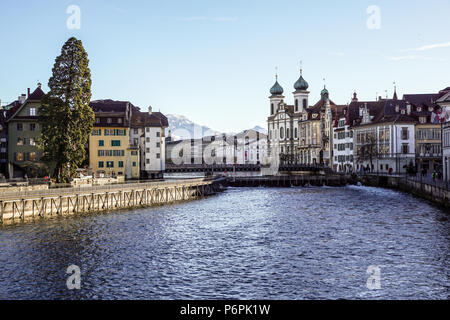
[0,186,448,299]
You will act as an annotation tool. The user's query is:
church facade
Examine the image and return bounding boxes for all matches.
[267,69,337,167]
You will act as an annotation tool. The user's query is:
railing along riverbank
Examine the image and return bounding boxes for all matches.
[0,177,227,224]
[357,173,450,209]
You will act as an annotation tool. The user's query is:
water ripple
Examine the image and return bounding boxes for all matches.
[0,185,449,299]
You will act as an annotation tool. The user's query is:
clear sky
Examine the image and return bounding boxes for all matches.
[1,0,449,132]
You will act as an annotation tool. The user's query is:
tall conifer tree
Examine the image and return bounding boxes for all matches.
[38,37,94,182]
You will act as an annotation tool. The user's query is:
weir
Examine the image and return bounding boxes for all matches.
[0,177,226,224]
[227,174,352,187]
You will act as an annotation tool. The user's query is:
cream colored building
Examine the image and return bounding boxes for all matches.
[267,68,339,166]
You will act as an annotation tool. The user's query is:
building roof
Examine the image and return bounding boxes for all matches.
[347,100,384,127]
[27,87,45,100]
[332,105,348,127]
[6,85,46,122]
[309,98,336,113]
[90,99,131,113]
[436,88,450,103]
[90,100,168,128]
[402,93,439,108]
[130,106,169,128]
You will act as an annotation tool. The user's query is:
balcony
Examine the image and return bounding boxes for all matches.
[416,153,442,158]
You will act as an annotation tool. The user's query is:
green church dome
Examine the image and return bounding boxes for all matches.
[294,75,309,91]
[270,80,284,95]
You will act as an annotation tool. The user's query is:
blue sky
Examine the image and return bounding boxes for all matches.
[1,0,449,132]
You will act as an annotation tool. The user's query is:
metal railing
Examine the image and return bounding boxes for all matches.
[356,172,449,190]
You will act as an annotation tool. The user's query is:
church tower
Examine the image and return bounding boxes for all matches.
[293,67,309,113]
[269,74,284,115]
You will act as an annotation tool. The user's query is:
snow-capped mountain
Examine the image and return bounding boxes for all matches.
[251,125,268,135]
[165,114,220,140]
[165,114,267,141]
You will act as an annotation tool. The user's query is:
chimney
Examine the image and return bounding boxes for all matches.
[18,94,26,104]
[148,106,152,115]
[352,92,358,103]
[37,82,42,89]
[27,88,30,97]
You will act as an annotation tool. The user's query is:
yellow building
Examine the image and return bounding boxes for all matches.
[415,123,442,174]
[89,100,140,179]
[403,92,444,175]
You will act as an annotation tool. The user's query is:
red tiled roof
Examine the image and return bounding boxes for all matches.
[310,98,336,112]
[27,87,45,100]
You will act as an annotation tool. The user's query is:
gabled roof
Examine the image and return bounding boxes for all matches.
[4,100,22,121]
[332,105,348,127]
[6,86,45,122]
[438,87,450,95]
[309,98,336,112]
[348,100,384,127]
[436,90,450,103]
[298,99,336,121]
[27,87,45,100]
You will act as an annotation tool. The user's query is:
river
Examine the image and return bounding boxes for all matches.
[0,185,448,299]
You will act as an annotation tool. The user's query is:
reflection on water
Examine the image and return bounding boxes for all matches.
[0,186,448,299]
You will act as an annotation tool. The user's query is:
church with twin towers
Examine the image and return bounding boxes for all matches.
[267,66,338,167]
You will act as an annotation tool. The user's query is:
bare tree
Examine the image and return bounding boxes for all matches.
[357,134,378,172]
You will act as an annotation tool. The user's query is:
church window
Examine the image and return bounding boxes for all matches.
[280,127,284,139]
[271,103,274,114]
[295,99,298,112]
[303,99,307,109]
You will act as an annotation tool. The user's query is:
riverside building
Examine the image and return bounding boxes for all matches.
[266,68,341,166]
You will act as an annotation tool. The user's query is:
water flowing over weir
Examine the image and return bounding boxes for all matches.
[0,185,448,299]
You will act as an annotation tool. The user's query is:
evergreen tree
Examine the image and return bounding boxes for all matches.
[38,37,94,182]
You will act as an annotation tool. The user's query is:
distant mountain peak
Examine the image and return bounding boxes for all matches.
[165,114,267,140]
[165,114,220,140]
[251,125,267,134]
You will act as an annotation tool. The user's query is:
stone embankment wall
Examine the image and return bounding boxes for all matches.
[358,175,450,209]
